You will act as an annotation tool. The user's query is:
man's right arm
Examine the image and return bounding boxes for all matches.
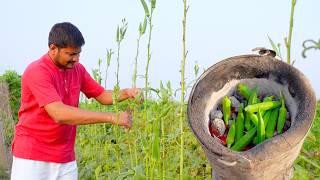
[44,101,131,127]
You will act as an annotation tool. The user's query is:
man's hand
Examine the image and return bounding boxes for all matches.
[115,111,132,129]
[126,88,144,103]
[126,88,141,99]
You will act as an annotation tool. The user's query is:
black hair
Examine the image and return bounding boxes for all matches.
[48,22,85,48]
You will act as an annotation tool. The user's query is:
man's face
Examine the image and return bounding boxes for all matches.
[49,44,81,69]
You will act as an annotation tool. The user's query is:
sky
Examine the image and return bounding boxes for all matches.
[0,0,319,99]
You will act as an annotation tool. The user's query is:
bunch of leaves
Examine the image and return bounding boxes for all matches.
[0,70,20,146]
[0,70,21,123]
[76,97,211,179]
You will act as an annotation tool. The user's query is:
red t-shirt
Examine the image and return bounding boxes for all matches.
[12,53,105,163]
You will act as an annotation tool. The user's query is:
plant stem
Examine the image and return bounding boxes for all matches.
[105,66,109,89]
[286,0,296,65]
[144,15,153,111]
[180,0,188,179]
[116,42,121,86]
[144,8,154,179]
[133,36,142,88]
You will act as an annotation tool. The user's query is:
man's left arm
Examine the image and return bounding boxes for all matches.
[95,88,141,105]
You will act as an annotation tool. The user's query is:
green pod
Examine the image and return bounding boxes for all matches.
[257,109,266,144]
[248,112,258,126]
[237,83,252,100]
[244,112,252,131]
[222,96,231,125]
[244,87,258,130]
[248,87,258,105]
[244,101,281,113]
[235,104,245,141]
[227,121,236,148]
[277,97,287,134]
[261,96,274,116]
[263,96,275,102]
[262,110,272,128]
[265,108,279,139]
[231,127,257,151]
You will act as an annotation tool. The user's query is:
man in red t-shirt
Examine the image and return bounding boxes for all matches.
[11,22,141,180]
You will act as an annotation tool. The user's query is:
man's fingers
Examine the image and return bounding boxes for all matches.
[124,110,132,129]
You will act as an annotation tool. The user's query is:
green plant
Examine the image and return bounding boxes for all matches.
[0,70,21,123]
[132,17,147,88]
[0,70,21,146]
[92,58,102,85]
[268,0,297,65]
[114,18,128,174]
[179,0,189,178]
[105,48,114,88]
[116,18,128,87]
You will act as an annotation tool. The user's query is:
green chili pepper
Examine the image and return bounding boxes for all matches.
[265,108,279,139]
[244,101,281,113]
[261,96,274,116]
[235,104,245,141]
[237,83,252,100]
[248,87,258,105]
[262,110,272,128]
[263,96,275,102]
[231,127,257,151]
[277,94,287,134]
[248,112,258,126]
[227,121,236,148]
[244,112,252,131]
[257,109,265,144]
[222,96,231,125]
[244,87,258,130]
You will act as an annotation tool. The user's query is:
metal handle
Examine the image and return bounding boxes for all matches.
[252,47,276,57]
[217,158,237,166]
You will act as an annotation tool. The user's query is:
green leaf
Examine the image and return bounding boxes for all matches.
[267,35,282,60]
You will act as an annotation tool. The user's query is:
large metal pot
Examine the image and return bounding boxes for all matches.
[187,54,317,180]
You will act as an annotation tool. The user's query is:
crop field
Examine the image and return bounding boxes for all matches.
[74,96,320,179]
